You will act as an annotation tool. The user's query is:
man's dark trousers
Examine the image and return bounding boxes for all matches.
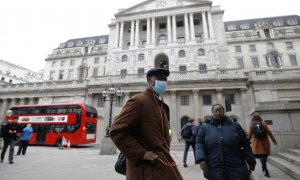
[1,138,16,163]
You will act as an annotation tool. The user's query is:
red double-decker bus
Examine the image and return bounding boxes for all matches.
[6,103,97,146]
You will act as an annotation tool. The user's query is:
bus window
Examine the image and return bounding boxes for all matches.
[85,105,97,118]
[86,123,96,133]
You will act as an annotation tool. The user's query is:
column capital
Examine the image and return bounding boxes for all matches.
[216,88,223,92]
[170,90,177,94]
[192,89,199,94]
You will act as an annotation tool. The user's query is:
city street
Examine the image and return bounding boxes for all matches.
[0,143,294,180]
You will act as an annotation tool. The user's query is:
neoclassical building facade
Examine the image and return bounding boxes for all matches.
[0,0,300,151]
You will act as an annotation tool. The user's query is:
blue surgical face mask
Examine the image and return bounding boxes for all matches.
[153,80,167,95]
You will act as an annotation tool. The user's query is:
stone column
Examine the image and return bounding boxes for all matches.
[151,17,156,45]
[184,13,190,42]
[207,11,215,39]
[0,99,8,122]
[115,21,120,47]
[135,19,140,47]
[20,98,26,105]
[130,20,135,47]
[240,89,248,128]
[170,90,179,142]
[119,21,124,48]
[202,11,209,40]
[167,15,172,43]
[146,18,151,46]
[28,98,34,105]
[172,15,177,43]
[216,89,223,105]
[193,89,200,120]
[189,13,195,41]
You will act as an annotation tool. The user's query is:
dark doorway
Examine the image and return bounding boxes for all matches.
[180,116,190,129]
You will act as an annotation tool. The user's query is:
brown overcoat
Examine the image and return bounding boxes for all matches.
[247,122,277,155]
[110,88,183,180]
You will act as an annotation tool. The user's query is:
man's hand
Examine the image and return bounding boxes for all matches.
[199,161,207,171]
[143,151,158,161]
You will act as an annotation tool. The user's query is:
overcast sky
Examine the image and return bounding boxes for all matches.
[0,0,299,72]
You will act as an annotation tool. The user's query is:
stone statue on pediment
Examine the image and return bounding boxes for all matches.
[156,0,166,8]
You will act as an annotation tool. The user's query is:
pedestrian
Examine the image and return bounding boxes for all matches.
[181,118,196,167]
[247,114,277,177]
[1,116,22,164]
[110,68,183,180]
[195,104,256,180]
[194,117,203,137]
[16,124,33,156]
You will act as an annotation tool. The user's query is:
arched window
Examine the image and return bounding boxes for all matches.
[158,35,167,45]
[178,50,186,58]
[122,55,128,62]
[138,54,145,61]
[198,49,205,56]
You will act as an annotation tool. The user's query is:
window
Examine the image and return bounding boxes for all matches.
[235,46,242,53]
[142,41,146,46]
[52,61,56,68]
[240,23,250,30]
[177,37,185,43]
[120,69,127,78]
[179,65,187,72]
[138,68,144,77]
[159,23,166,29]
[251,57,259,68]
[9,79,12,83]
[99,38,106,44]
[127,42,130,47]
[68,70,74,79]
[93,68,98,77]
[289,55,298,65]
[122,55,128,62]
[237,58,244,68]
[176,21,183,27]
[268,55,281,68]
[179,50,186,58]
[180,96,189,105]
[194,19,200,25]
[286,42,293,49]
[199,64,207,72]
[195,35,202,43]
[198,49,205,56]
[58,70,64,80]
[227,24,236,31]
[61,60,65,67]
[1,77,4,81]
[249,45,256,52]
[142,25,147,31]
[97,98,105,107]
[138,54,145,61]
[264,29,271,38]
[158,35,167,45]
[70,60,75,66]
[94,57,99,64]
[116,97,123,107]
[202,95,212,105]
[267,43,274,49]
[225,94,235,104]
[50,71,55,80]
[273,19,283,26]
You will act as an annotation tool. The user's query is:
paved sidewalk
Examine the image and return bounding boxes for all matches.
[0,144,294,180]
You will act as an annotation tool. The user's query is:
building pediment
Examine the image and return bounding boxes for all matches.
[116,0,211,16]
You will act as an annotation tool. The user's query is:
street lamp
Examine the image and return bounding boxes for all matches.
[102,87,124,137]
[100,86,123,155]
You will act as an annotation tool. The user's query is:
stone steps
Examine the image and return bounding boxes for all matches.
[268,145,300,180]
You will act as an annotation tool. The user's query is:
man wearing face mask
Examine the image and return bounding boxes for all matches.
[110,68,183,180]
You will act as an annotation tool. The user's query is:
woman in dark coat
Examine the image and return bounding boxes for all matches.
[195,104,256,180]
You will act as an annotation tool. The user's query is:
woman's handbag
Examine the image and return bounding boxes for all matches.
[115,152,126,175]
